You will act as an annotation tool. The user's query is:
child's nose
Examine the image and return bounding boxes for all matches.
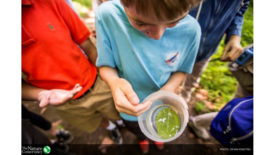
[150,26,166,40]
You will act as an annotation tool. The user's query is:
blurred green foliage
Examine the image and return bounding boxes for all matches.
[241,1,253,46]
[199,1,253,111]
[195,101,206,113]
[72,0,92,9]
[57,124,64,130]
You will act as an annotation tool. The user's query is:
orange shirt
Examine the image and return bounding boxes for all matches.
[22,0,96,99]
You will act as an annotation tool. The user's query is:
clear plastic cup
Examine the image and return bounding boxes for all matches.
[138,91,189,142]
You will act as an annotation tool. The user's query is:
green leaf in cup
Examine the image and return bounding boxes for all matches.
[156,107,180,139]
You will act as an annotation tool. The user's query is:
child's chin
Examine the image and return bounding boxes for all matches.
[145,34,157,40]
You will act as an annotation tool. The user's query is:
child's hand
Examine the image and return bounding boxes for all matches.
[38,84,82,108]
[221,35,243,62]
[49,120,62,136]
[110,78,152,116]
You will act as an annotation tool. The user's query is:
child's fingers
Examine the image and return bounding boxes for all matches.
[114,90,135,111]
[54,119,62,125]
[116,99,152,116]
[38,91,50,108]
[114,90,143,116]
[52,120,63,127]
[134,100,153,116]
[39,97,49,108]
[121,83,140,105]
[40,107,47,114]
[176,85,184,95]
[70,83,82,95]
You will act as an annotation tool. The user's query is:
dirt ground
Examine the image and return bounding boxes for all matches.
[23,96,216,144]
[23,93,223,155]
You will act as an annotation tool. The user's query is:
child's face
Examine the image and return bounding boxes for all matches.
[124,6,187,40]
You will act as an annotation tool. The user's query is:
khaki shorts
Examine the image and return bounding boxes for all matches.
[230,59,253,98]
[53,76,120,133]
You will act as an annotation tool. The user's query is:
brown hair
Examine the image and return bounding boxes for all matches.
[121,0,201,21]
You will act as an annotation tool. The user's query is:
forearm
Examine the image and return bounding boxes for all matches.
[161,72,186,93]
[22,80,45,101]
[99,66,120,89]
[22,80,82,107]
[80,37,98,65]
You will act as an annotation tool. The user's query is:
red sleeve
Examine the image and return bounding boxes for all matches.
[55,0,91,44]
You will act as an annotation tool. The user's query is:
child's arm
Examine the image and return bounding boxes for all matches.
[99,66,152,116]
[22,80,82,108]
[22,80,46,101]
[160,72,186,94]
[80,37,98,65]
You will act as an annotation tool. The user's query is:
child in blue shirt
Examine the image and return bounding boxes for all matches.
[95,0,201,152]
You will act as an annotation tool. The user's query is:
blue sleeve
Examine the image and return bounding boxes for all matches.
[178,25,201,74]
[95,11,116,68]
[225,0,250,42]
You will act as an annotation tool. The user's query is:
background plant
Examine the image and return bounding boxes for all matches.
[198,1,253,111]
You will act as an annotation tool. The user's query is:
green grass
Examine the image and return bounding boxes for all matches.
[199,1,253,111]
[195,101,206,113]
[241,2,253,46]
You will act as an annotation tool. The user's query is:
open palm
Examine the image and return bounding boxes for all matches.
[38,84,82,108]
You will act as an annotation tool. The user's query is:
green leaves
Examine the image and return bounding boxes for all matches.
[72,0,91,9]
[195,101,205,113]
[200,43,238,110]
[241,2,253,46]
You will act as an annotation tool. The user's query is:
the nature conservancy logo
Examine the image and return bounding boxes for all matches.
[22,145,51,154]
[43,146,51,154]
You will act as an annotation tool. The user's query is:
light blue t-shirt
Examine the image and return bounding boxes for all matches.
[96,0,201,121]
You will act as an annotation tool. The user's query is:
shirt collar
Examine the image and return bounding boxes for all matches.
[22,0,33,6]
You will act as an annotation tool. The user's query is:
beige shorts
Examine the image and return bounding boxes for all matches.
[53,76,120,133]
[230,59,253,98]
